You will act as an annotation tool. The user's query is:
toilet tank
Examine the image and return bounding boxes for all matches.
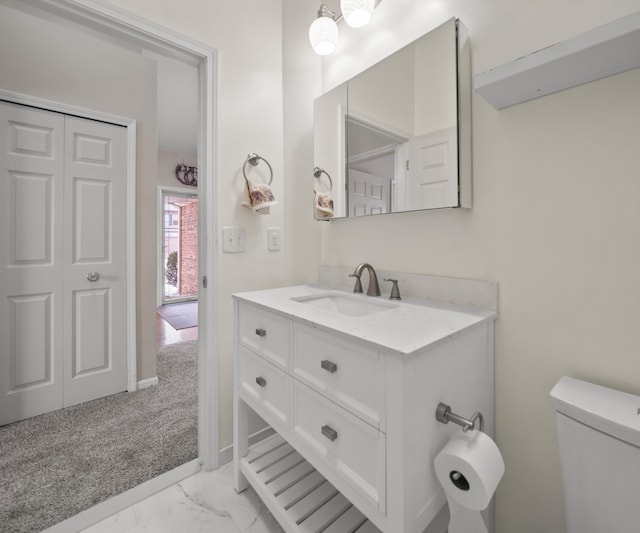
[550,376,640,533]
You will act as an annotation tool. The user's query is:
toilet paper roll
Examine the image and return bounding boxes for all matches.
[434,429,505,511]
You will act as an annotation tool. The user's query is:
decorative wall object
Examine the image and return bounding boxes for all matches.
[175,163,198,187]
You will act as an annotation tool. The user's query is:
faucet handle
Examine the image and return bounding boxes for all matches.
[384,278,401,300]
[349,273,363,293]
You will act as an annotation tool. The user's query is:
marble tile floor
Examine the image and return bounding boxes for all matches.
[80,462,284,533]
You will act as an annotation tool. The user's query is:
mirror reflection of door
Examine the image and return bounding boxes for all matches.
[406,125,458,210]
[348,168,391,216]
[346,116,406,216]
[162,192,198,305]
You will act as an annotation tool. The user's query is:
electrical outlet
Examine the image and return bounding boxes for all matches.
[267,227,281,251]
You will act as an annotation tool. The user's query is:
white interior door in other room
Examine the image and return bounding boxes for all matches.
[0,103,64,425]
[0,102,128,425]
[407,125,458,210]
[62,115,127,408]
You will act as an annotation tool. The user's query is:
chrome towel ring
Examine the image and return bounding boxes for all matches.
[243,153,273,187]
[313,167,333,192]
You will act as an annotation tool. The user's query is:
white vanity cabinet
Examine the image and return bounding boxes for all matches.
[233,286,495,533]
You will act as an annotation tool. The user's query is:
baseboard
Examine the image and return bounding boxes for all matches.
[218,425,275,465]
[42,459,202,533]
[137,376,158,390]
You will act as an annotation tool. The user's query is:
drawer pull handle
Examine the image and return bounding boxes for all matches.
[321,425,338,442]
[255,328,267,337]
[320,359,338,373]
[255,376,267,387]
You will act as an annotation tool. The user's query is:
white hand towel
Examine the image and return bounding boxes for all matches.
[314,191,334,219]
[242,179,277,214]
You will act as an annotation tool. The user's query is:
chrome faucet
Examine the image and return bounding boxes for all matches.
[349,263,381,297]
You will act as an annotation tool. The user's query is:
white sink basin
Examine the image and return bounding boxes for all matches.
[291,292,398,317]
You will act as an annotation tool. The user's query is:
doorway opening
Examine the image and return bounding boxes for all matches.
[157,188,199,346]
[162,192,199,305]
[0,1,218,531]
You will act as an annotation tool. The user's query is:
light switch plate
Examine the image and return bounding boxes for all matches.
[222,227,246,253]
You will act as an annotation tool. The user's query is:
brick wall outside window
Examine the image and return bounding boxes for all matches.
[179,201,198,297]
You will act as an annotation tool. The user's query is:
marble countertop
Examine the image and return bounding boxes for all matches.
[233,284,496,355]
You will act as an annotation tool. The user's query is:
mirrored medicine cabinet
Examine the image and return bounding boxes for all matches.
[313,17,471,219]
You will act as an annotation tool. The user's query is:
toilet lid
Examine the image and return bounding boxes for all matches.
[551,376,640,447]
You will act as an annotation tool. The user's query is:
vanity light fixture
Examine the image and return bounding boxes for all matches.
[309,1,380,56]
[340,0,375,28]
[308,4,339,56]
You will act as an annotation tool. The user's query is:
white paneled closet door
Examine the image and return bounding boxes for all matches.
[0,104,65,425]
[62,115,128,408]
[0,102,128,425]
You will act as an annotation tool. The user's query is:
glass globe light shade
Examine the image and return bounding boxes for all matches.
[340,0,375,28]
[309,15,339,56]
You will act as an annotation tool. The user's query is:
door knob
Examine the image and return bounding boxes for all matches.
[87,272,100,282]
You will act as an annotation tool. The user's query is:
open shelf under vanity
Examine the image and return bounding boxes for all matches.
[241,433,380,533]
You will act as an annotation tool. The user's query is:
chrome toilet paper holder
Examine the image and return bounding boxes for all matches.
[436,402,485,433]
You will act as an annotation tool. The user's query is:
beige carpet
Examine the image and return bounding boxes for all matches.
[0,341,197,533]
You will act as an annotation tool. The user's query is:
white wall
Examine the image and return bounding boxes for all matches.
[282,1,323,280]
[312,1,640,532]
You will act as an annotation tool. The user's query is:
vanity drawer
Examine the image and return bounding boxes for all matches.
[238,345,289,429]
[292,381,386,512]
[293,323,384,429]
[238,302,290,370]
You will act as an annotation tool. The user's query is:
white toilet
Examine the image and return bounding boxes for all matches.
[550,376,640,533]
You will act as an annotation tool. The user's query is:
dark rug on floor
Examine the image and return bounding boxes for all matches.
[157,301,198,330]
[0,341,198,533]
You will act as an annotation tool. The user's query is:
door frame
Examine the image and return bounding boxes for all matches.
[157,185,199,308]
[0,90,139,397]
[14,0,219,510]
[31,0,219,467]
